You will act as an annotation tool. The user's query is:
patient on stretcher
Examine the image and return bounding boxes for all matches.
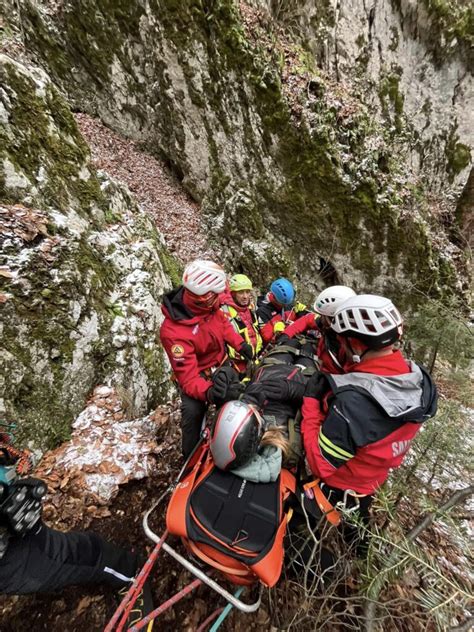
[211,338,319,482]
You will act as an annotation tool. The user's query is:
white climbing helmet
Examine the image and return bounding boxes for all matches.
[313,285,356,317]
[182,260,227,296]
[331,294,403,349]
[210,400,263,471]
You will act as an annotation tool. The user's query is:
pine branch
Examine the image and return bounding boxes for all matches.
[363,484,474,632]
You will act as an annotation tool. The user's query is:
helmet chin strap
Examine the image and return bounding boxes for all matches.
[347,340,369,364]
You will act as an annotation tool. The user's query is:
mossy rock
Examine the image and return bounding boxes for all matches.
[8,0,466,307]
[0,54,177,449]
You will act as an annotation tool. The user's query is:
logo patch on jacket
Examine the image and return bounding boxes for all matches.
[171,344,185,358]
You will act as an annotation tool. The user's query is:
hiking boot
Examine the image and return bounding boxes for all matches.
[117,579,154,631]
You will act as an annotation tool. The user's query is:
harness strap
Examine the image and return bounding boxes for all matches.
[264,344,317,361]
[303,479,341,526]
[266,345,303,356]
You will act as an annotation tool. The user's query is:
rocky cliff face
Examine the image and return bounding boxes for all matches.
[7,0,470,306]
[0,0,471,445]
[0,54,175,448]
[251,0,473,196]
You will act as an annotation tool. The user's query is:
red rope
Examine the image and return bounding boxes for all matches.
[104,531,168,632]
[195,607,225,632]
[0,443,33,475]
[128,578,202,631]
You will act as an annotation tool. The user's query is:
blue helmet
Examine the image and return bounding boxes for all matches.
[270,278,295,306]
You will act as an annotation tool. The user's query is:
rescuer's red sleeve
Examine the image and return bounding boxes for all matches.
[160,332,212,401]
[283,312,318,338]
[301,394,329,478]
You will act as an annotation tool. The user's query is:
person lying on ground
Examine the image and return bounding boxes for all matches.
[210,338,318,482]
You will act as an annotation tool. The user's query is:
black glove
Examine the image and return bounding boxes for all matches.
[261,377,290,401]
[260,377,305,404]
[304,372,329,400]
[207,366,240,405]
[242,382,267,408]
[226,381,246,401]
[275,334,290,346]
[1,477,46,536]
[238,342,253,362]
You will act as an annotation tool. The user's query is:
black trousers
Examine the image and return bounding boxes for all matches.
[320,484,373,549]
[180,392,207,459]
[0,524,138,595]
[285,484,374,587]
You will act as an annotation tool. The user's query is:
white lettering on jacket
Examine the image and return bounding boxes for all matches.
[392,440,411,457]
[237,480,247,499]
[192,324,199,335]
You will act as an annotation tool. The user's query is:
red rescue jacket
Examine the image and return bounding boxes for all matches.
[220,291,262,373]
[301,351,438,494]
[257,296,308,344]
[283,313,345,374]
[160,287,245,401]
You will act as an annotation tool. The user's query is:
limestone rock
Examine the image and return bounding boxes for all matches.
[9,0,469,302]
[0,54,175,448]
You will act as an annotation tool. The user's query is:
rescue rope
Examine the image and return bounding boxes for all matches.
[195,607,224,632]
[105,533,168,632]
[208,587,245,632]
[129,578,202,631]
[0,443,33,475]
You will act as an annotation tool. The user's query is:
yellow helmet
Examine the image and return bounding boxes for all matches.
[229,274,253,292]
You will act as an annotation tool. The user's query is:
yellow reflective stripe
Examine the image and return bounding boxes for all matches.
[319,432,353,460]
[318,436,347,461]
[224,304,262,356]
[227,306,238,318]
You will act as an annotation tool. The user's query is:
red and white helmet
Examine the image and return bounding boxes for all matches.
[313,285,356,317]
[182,260,227,296]
[210,401,263,470]
[331,294,403,349]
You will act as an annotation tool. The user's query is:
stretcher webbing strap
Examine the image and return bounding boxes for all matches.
[303,479,341,526]
[186,540,251,577]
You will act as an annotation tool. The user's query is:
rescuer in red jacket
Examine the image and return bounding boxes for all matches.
[220,274,263,376]
[256,278,309,344]
[301,294,438,532]
[160,260,252,458]
[277,285,356,374]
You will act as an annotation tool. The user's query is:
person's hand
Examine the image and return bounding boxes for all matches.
[207,366,235,404]
[261,378,290,401]
[226,381,246,401]
[207,378,227,404]
[241,382,266,407]
[239,342,253,362]
[304,372,329,400]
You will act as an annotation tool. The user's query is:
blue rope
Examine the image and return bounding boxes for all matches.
[209,587,245,632]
